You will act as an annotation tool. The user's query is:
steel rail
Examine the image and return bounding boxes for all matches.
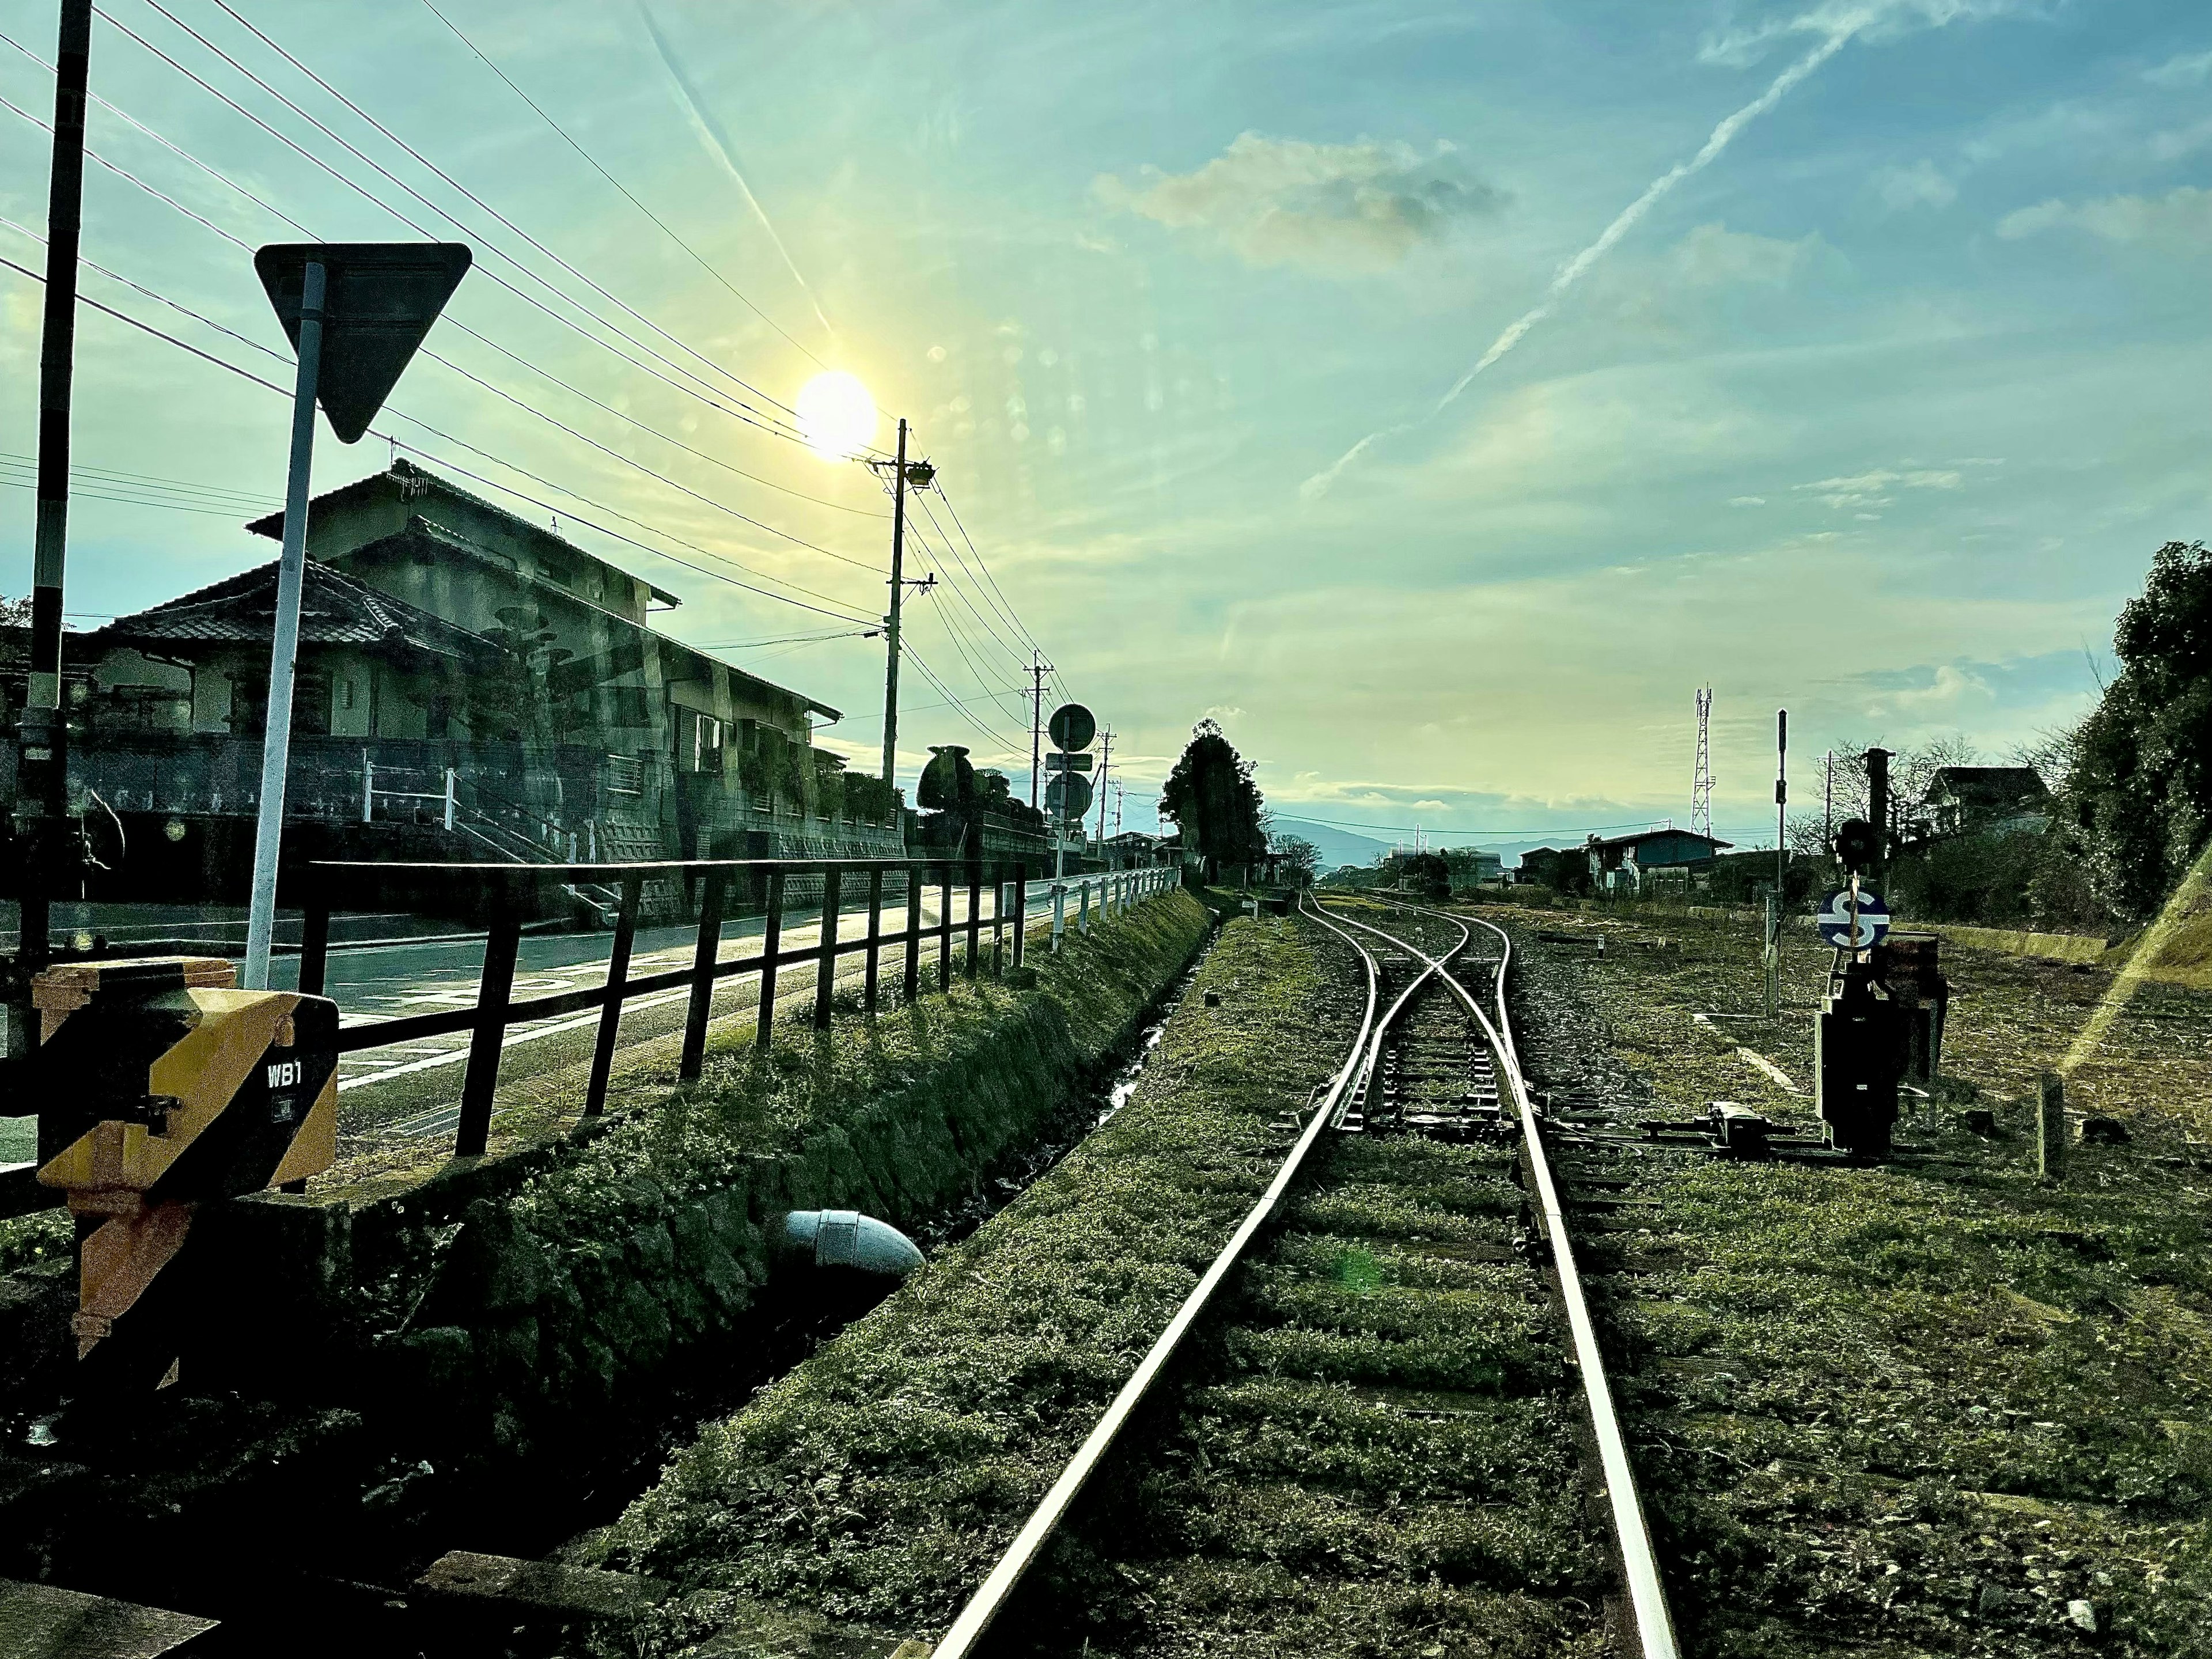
[1321,898,1681,1659]
[926,896,1382,1659]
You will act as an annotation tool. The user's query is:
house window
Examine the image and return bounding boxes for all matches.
[337,679,355,711]
[691,712,724,774]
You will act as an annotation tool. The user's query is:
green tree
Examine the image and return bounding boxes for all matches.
[1272,833,1320,888]
[2056,540,2212,919]
[1402,851,1450,901]
[1159,718,1267,878]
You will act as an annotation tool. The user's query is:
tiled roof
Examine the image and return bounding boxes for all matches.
[245,458,681,606]
[92,559,502,663]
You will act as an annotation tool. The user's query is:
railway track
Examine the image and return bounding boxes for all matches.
[927,895,1677,1659]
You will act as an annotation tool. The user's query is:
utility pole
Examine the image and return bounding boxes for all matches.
[1767,709,1787,1020]
[14,0,93,971]
[1824,749,1834,852]
[1027,650,1052,809]
[879,418,909,786]
[1095,728,1112,853]
[1866,746,1891,898]
[870,419,934,787]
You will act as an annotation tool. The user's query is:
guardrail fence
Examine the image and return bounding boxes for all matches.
[299,857,1177,1159]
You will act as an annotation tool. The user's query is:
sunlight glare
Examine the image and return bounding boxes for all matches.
[796,371,878,461]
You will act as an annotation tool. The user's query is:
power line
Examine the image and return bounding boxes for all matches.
[0,450,275,507]
[0,131,883,589]
[415,0,828,375]
[911,491,1032,676]
[0,251,876,626]
[202,0,812,420]
[899,642,1023,753]
[84,5,818,453]
[129,0,804,434]
[0,212,874,615]
[918,486,1035,668]
[935,480,1050,659]
[0,44,887,525]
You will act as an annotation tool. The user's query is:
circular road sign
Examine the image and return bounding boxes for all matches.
[1045,771,1094,823]
[1048,702,1095,753]
[1816,887,1891,950]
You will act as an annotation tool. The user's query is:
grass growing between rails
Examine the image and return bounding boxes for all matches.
[1003,1127,1611,1659]
[1487,899,2212,1656]
[588,913,1354,1653]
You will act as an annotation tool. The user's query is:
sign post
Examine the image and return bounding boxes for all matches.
[1045,703,1094,946]
[243,243,469,988]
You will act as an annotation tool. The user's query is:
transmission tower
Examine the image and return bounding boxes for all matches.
[1691,687,1715,840]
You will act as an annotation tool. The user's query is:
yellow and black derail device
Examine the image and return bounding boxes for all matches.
[22,956,339,1372]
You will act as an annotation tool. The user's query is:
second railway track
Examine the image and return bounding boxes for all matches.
[933,895,1678,1659]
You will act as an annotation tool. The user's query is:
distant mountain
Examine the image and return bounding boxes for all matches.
[1271,819,1391,873]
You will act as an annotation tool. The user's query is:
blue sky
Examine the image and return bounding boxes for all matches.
[3,0,2207,849]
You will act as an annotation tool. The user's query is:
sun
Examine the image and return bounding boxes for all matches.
[796,371,878,461]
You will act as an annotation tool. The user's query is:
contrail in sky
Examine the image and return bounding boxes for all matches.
[637,3,837,344]
[1300,19,1863,501]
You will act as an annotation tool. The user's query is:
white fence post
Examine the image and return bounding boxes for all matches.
[362,752,374,823]
[1051,882,1066,950]
[444,767,458,831]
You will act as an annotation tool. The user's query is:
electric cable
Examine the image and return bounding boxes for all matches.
[0,144,883,585]
[0,251,877,626]
[900,642,1024,752]
[84,6,819,451]
[415,0,827,375]
[203,0,812,418]
[0,43,887,522]
[126,0,807,435]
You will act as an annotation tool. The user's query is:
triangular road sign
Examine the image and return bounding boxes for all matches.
[256,243,471,443]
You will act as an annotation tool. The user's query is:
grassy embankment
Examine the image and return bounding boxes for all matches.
[370,889,1214,1458]
[590,912,1361,1653]
[1490,899,2212,1656]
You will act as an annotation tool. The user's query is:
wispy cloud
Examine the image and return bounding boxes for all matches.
[1302,5,1873,501]
[1094,134,1503,275]
[1874,158,1957,209]
[1997,185,2212,245]
[1669,222,1820,286]
[2143,47,2212,88]
[635,2,836,343]
[1794,466,1964,509]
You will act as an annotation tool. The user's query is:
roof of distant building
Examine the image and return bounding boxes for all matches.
[1921,766,2050,808]
[245,457,683,608]
[1590,827,1734,853]
[90,558,502,664]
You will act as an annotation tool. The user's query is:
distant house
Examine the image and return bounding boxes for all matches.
[1916,766,2051,838]
[5,460,905,906]
[1516,846,1570,886]
[1588,827,1732,893]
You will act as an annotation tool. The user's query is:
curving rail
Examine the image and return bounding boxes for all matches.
[1322,897,1680,1659]
[926,894,1383,1659]
[927,893,1677,1659]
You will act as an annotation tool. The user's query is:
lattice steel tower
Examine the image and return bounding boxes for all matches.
[1692,688,1715,840]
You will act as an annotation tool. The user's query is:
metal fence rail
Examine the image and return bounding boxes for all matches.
[300,856,1178,1158]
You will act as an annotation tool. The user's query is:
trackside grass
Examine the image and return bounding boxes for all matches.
[1494,899,2212,1657]
[590,913,1354,1653]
